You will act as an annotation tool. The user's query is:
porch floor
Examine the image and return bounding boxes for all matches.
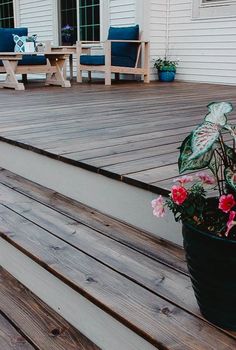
[0,80,236,195]
[0,168,236,349]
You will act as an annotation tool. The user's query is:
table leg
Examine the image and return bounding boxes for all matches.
[0,60,24,90]
[45,57,71,88]
[69,54,73,80]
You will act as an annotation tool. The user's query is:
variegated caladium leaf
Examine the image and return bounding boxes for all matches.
[209,156,220,177]
[189,122,219,160]
[225,167,236,192]
[205,101,233,126]
[178,134,213,173]
[224,124,236,142]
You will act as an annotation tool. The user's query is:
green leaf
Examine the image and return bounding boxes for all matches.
[178,134,213,173]
[225,167,236,192]
[189,122,219,160]
[205,102,233,126]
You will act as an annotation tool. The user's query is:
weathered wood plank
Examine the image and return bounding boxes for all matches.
[1,205,236,349]
[0,168,187,274]
[0,268,100,350]
[0,81,236,194]
[0,313,34,350]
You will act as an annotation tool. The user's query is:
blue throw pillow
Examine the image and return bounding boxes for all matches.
[0,28,28,52]
[13,34,37,52]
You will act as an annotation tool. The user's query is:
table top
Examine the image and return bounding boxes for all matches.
[0,51,71,56]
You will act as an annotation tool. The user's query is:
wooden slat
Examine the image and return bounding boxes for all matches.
[0,171,236,349]
[0,268,100,350]
[0,81,236,194]
[0,313,34,350]
[0,168,187,274]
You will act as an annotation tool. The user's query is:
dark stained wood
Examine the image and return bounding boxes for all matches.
[0,168,187,274]
[0,170,236,349]
[0,268,100,350]
[0,312,34,350]
[0,81,236,194]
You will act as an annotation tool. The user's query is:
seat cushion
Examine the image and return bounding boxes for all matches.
[0,55,47,67]
[108,25,139,66]
[0,28,28,52]
[80,54,136,68]
[18,55,47,66]
[80,55,105,65]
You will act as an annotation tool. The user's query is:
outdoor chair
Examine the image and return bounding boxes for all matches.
[77,25,150,85]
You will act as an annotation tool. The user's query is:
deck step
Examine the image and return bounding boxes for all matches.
[0,267,99,350]
[0,169,235,350]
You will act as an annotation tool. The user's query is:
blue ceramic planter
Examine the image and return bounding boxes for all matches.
[183,222,236,330]
[158,70,176,82]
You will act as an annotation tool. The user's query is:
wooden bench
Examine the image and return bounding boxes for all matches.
[0,51,71,90]
[0,168,235,349]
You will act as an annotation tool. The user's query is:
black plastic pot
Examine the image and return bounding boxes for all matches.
[182,223,236,330]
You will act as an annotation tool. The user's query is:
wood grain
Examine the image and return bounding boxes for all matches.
[0,81,236,194]
[0,312,34,350]
[0,267,100,350]
[0,170,235,349]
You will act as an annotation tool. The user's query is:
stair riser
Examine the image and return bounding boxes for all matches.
[0,141,182,245]
[0,238,158,350]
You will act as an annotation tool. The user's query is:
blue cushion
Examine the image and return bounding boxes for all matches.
[80,54,136,68]
[80,55,105,65]
[108,25,139,65]
[18,55,47,66]
[0,28,28,52]
[0,55,47,66]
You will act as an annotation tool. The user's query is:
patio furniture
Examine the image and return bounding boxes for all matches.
[0,28,71,90]
[0,52,71,90]
[77,25,150,85]
[51,45,92,80]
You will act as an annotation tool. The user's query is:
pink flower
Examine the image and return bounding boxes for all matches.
[225,211,236,237]
[196,172,215,185]
[151,195,165,218]
[173,175,193,185]
[171,185,188,205]
[219,194,236,213]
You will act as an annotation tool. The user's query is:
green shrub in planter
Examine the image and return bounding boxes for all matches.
[154,57,178,82]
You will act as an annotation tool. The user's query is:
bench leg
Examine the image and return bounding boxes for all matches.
[45,57,71,88]
[0,60,24,90]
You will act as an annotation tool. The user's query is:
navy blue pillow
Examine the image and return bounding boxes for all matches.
[108,25,139,64]
[0,28,28,52]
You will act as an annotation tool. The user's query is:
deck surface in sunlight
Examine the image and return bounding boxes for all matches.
[0,80,236,194]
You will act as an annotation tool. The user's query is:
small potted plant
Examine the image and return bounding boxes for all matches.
[154,57,178,82]
[61,24,74,45]
[152,101,236,330]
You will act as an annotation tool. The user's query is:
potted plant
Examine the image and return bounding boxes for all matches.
[152,101,236,330]
[61,24,74,45]
[154,57,178,82]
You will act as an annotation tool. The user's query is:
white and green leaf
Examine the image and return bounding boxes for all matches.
[189,122,219,160]
[225,167,236,192]
[205,102,233,126]
[178,134,213,173]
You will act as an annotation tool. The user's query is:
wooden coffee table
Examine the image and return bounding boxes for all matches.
[0,51,71,90]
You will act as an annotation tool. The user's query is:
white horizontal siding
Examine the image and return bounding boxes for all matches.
[149,0,167,80]
[18,0,54,42]
[168,0,236,85]
[109,0,136,26]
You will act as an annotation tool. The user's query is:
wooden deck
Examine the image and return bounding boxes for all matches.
[0,266,99,350]
[0,168,236,349]
[0,80,236,195]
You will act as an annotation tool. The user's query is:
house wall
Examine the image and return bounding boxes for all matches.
[109,0,136,26]
[167,0,236,85]
[15,0,57,43]
[149,0,167,80]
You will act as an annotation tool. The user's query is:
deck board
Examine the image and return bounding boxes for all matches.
[0,169,236,349]
[0,268,100,350]
[0,81,236,194]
